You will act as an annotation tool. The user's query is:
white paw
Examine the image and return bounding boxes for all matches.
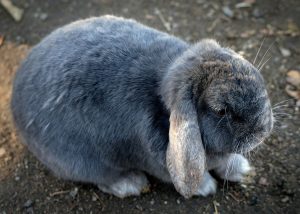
[98,172,149,198]
[215,154,251,182]
[196,172,217,197]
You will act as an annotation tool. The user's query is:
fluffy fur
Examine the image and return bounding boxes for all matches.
[11,16,273,198]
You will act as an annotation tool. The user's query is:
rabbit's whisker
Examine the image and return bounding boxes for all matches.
[243,137,250,160]
[272,105,289,110]
[273,113,292,118]
[222,143,239,195]
[209,116,226,153]
[257,40,275,69]
[273,99,293,107]
[258,56,272,72]
[273,112,289,118]
[274,118,290,123]
[273,125,287,133]
[222,159,231,195]
[253,37,265,66]
[275,121,288,127]
[223,152,234,194]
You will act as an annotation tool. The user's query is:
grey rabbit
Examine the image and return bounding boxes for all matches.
[11,16,274,198]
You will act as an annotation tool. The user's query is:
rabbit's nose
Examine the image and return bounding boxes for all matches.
[251,111,273,136]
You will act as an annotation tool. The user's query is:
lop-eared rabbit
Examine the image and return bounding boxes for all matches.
[11,16,273,198]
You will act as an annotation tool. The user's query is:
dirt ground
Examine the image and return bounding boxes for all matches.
[0,0,299,213]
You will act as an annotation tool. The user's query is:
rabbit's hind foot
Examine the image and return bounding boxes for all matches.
[98,171,149,198]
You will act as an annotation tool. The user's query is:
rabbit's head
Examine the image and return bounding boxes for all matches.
[161,39,274,198]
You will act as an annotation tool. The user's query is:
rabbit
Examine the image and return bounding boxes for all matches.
[11,15,274,198]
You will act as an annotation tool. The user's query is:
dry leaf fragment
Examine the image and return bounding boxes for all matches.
[0,148,6,157]
[240,29,256,38]
[286,70,300,88]
[285,85,300,100]
[285,70,300,101]
[141,185,151,193]
[0,36,4,47]
[260,25,276,36]
[287,19,300,36]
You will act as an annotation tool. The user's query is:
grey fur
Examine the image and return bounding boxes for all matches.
[11,16,273,198]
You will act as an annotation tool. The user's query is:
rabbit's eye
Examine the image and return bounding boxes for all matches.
[215,109,226,117]
[232,114,243,123]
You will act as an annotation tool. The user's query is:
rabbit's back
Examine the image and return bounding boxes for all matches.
[11,16,188,176]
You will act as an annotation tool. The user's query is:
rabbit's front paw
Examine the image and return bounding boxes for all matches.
[215,154,251,182]
[98,171,149,198]
[196,172,217,196]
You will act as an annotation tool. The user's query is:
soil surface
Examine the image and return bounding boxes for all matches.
[0,0,299,213]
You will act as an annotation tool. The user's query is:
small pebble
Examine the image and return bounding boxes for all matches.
[281,196,289,203]
[26,207,34,214]
[279,47,291,57]
[69,187,78,198]
[24,159,28,165]
[196,0,205,4]
[249,196,259,206]
[150,199,155,205]
[252,8,263,18]
[222,6,234,18]
[164,201,168,205]
[92,195,97,201]
[40,13,48,21]
[235,2,253,8]
[0,148,6,157]
[258,177,268,186]
[241,184,247,188]
[23,199,33,208]
[33,12,39,18]
[15,176,20,181]
[135,205,143,211]
[176,199,181,204]
[122,8,129,13]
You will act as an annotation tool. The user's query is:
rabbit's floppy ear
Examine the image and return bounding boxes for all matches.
[166,95,205,198]
[161,41,222,198]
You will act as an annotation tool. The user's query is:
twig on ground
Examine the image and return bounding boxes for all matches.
[0,0,24,22]
[213,200,219,214]
[49,190,70,197]
[93,192,105,211]
[154,8,171,32]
